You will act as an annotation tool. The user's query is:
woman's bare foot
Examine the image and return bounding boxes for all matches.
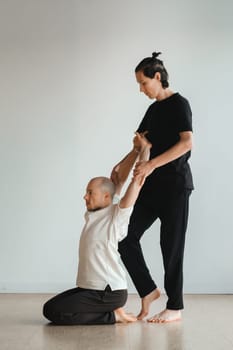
[114,307,137,323]
[147,309,181,323]
[137,288,161,320]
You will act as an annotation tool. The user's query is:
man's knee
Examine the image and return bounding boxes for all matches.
[43,301,52,320]
[43,299,59,323]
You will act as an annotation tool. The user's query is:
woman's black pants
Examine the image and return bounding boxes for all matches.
[118,186,191,310]
[43,285,127,325]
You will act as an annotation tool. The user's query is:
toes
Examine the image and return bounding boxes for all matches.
[147,316,160,323]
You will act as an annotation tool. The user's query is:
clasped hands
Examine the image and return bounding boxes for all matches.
[133,132,153,182]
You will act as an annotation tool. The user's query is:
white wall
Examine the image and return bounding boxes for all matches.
[0,0,233,293]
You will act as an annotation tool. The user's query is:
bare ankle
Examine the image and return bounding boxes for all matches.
[147,309,182,323]
[114,308,137,323]
[144,288,161,302]
[137,288,161,320]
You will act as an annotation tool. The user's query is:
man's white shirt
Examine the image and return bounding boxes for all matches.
[76,202,133,291]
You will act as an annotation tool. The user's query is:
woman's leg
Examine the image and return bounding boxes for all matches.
[148,190,191,323]
[119,199,158,298]
[159,189,191,310]
[119,191,161,319]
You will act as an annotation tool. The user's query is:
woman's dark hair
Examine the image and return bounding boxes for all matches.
[135,51,169,88]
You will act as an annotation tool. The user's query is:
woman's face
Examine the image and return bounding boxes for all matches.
[135,70,162,99]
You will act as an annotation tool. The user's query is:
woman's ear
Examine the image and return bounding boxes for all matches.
[154,72,161,81]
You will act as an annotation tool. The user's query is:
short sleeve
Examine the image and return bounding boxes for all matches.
[136,105,153,133]
[112,204,133,242]
[113,194,120,204]
[176,98,193,132]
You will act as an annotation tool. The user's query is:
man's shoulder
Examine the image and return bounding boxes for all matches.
[113,202,133,218]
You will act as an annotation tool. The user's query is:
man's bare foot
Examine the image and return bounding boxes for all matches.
[147,309,182,323]
[137,288,161,320]
[114,307,137,323]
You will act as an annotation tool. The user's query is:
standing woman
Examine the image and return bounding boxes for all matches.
[114,51,194,323]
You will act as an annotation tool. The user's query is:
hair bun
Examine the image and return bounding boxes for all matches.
[152,51,161,59]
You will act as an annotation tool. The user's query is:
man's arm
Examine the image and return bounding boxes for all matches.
[111,132,151,195]
[119,173,145,209]
[110,149,139,195]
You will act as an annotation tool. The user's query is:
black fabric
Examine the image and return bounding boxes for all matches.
[119,188,191,310]
[43,286,127,325]
[137,93,194,190]
[118,93,194,310]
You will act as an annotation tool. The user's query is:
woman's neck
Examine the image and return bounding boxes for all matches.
[156,88,174,101]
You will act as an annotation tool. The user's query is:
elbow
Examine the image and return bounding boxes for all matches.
[181,132,193,152]
[179,138,193,154]
[186,137,193,151]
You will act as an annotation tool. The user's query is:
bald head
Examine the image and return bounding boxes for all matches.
[89,177,116,199]
[84,177,116,211]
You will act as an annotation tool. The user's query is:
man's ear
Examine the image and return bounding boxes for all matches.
[104,192,111,201]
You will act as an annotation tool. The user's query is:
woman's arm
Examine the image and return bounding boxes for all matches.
[134,131,193,178]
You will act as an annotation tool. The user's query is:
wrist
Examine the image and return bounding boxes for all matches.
[133,146,140,154]
[149,159,157,171]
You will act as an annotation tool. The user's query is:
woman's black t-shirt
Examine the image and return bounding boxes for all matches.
[137,93,194,190]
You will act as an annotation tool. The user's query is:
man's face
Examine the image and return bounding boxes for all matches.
[83,179,108,211]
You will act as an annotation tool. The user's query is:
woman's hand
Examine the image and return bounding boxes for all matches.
[133,160,154,178]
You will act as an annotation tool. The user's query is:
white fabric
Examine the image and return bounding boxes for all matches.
[76,202,133,291]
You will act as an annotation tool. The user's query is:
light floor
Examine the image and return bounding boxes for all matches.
[0,293,233,350]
